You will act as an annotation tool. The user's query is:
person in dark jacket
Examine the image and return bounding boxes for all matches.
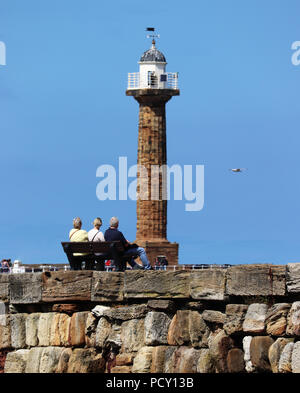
[104,217,151,271]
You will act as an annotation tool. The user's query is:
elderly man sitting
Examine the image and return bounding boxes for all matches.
[104,217,152,271]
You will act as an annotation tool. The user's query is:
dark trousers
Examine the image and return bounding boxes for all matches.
[108,243,125,272]
[67,244,122,271]
[94,254,108,271]
[67,254,92,270]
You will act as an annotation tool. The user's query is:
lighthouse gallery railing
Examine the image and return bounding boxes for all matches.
[127,72,178,90]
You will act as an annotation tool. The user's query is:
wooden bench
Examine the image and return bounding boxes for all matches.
[61,241,125,255]
[61,241,127,270]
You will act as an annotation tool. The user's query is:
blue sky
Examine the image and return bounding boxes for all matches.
[1,0,300,265]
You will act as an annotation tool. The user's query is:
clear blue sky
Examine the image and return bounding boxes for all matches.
[1,0,300,265]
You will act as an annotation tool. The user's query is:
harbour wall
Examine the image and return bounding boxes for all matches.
[0,264,300,373]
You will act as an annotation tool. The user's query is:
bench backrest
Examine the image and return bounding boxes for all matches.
[61,241,125,254]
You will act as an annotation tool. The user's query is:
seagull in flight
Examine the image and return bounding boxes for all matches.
[229,168,247,173]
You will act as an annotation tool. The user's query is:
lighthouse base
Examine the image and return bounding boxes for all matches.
[134,240,179,267]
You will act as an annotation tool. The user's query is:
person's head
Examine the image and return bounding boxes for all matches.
[73,217,82,229]
[109,216,119,228]
[93,217,102,230]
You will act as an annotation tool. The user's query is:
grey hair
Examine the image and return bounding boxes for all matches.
[109,216,119,228]
[73,217,82,229]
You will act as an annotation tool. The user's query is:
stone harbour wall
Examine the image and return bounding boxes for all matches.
[1,263,300,373]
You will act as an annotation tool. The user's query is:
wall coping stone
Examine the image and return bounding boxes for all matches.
[0,264,296,305]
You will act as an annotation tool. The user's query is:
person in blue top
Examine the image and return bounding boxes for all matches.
[104,217,152,271]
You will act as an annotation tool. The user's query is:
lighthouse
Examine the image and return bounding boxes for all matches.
[126,30,180,266]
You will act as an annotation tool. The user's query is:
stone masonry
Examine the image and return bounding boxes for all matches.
[1,263,300,373]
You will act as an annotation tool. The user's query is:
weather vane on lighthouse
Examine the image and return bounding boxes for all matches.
[146,27,160,40]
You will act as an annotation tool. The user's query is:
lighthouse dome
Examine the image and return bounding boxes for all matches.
[139,40,166,63]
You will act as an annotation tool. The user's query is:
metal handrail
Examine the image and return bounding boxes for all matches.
[0,262,232,274]
[127,72,178,90]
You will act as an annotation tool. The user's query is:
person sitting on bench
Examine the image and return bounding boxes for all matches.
[88,217,106,271]
[69,217,92,270]
[104,217,151,271]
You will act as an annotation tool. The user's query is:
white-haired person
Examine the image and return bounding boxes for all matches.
[88,217,106,271]
[104,217,151,271]
[68,217,92,270]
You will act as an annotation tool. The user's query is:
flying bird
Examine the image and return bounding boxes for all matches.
[229,168,247,173]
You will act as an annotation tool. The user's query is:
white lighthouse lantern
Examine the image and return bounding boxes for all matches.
[127,37,178,90]
[138,39,167,89]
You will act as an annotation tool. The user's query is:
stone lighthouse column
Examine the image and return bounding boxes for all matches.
[126,37,179,266]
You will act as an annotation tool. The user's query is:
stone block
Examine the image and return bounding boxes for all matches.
[197,348,214,373]
[144,312,171,346]
[227,348,245,373]
[286,302,300,336]
[91,305,111,318]
[111,365,132,373]
[9,273,42,304]
[169,347,201,373]
[25,347,44,373]
[224,304,248,335]
[95,317,111,349]
[167,311,190,346]
[0,275,9,303]
[39,346,64,373]
[286,263,300,293]
[0,306,11,349]
[68,311,89,347]
[190,269,226,300]
[52,304,80,315]
[50,313,62,346]
[59,314,71,347]
[106,323,122,349]
[67,348,105,373]
[190,311,209,348]
[202,310,225,324]
[93,304,148,322]
[243,303,268,334]
[226,264,286,296]
[292,341,300,373]
[279,342,294,373]
[265,303,290,336]
[4,349,30,373]
[124,271,190,299]
[10,313,27,349]
[92,272,124,302]
[56,348,72,373]
[147,299,175,312]
[116,353,134,366]
[42,271,92,302]
[163,346,178,373]
[150,346,168,373]
[243,336,255,372]
[37,313,55,347]
[268,338,293,373]
[167,310,208,348]
[209,330,234,373]
[85,312,98,347]
[25,313,41,347]
[250,336,274,372]
[201,349,219,374]
[132,346,154,373]
[121,319,144,353]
